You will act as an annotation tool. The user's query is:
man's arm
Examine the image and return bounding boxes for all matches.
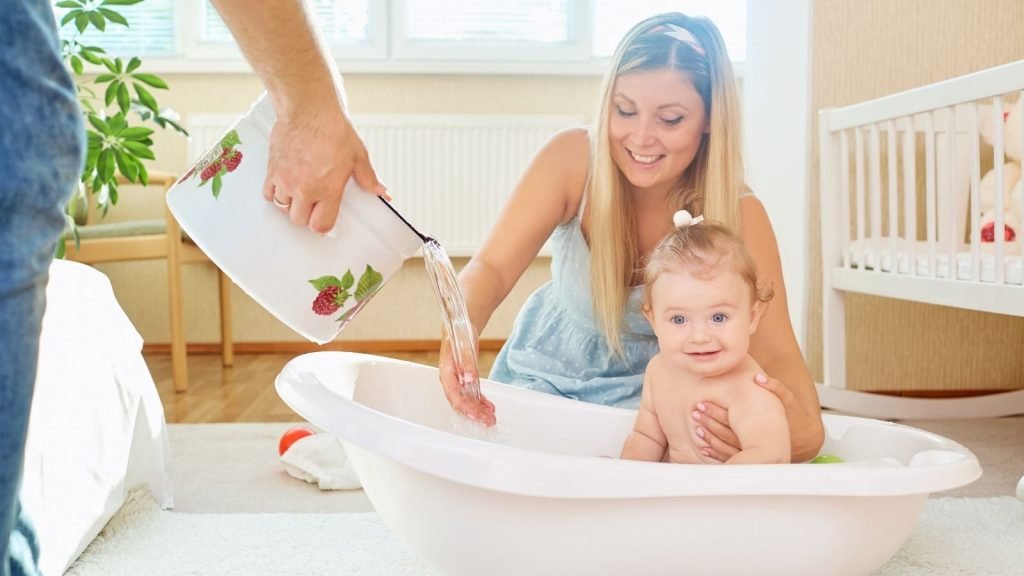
[210,0,385,233]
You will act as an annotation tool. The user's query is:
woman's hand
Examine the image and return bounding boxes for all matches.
[691,401,740,462]
[694,373,821,462]
[438,330,496,426]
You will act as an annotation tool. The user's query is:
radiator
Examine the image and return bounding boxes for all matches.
[188,112,583,256]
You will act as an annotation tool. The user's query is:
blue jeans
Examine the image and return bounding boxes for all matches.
[0,2,85,575]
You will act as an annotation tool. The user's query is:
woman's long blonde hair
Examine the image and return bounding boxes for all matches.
[586,12,744,358]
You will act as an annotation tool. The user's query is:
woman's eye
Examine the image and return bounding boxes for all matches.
[616,106,637,117]
[670,314,687,325]
[660,116,684,126]
[711,312,728,323]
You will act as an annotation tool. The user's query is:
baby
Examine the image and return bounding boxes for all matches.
[620,211,790,464]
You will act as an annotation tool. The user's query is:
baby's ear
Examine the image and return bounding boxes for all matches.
[749,300,766,333]
[641,303,654,323]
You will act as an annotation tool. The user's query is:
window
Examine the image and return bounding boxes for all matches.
[54,0,746,74]
[54,0,176,57]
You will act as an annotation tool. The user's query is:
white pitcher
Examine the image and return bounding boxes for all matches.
[166,94,424,344]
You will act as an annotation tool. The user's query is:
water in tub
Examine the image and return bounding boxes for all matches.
[421,238,504,440]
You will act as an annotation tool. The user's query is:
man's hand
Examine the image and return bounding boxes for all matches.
[264,105,387,234]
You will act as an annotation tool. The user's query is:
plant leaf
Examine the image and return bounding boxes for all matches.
[88,10,106,32]
[118,126,154,140]
[340,269,355,290]
[121,140,155,160]
[125,56,141,73]
[309,276,344,291]
[116,82,130,114]
[80,47,104,65]
[94,73,116,83]
[354,265,383,301]
[136,162,149,186]
[131,73,168,89]
[75,12,89,33]
[99,8,128,27]
[133,83,158,113]
[114,149,139,181]
[220,130,242,148]
[102,0,144,5]
[107,113,127,133]
[87,114,110,136]
[97,149,116,182]
[70,55,83,75]
[56,1,83,8]
[103,79,119,107]
[61,11,78,26]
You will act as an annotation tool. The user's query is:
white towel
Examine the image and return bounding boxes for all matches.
[279,435,361,490]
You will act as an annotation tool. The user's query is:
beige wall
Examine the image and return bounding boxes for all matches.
[808,0,1024,391]
[94,74,602,344]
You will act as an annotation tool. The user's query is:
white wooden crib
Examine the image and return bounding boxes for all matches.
[818,59,1024,419]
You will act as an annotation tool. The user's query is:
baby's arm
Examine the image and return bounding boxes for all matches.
[620,368,668,462]
[724,378,790,465]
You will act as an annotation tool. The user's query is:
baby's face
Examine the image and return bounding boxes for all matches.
[645,266,761,378]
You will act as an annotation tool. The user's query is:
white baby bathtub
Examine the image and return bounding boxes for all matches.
[275,352,981,576]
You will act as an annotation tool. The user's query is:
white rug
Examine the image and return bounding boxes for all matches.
[66,491,1024,576]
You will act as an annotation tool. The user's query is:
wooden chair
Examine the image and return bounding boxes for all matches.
[63,172,233,392]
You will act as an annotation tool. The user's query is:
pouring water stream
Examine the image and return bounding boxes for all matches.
[378,199,483,405]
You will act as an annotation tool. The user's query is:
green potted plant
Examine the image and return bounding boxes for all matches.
[55,0,188,255]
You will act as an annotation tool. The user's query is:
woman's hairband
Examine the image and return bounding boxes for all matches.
[651,23,705,56]
[673,210,704,229]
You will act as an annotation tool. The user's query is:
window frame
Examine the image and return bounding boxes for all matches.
[73,0,745,76]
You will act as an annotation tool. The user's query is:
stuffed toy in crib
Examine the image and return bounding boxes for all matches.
[978,98,1022,242]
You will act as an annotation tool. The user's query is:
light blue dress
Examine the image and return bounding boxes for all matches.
[489,216,658,408]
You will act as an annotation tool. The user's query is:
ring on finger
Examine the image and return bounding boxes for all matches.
[272,195,292,209]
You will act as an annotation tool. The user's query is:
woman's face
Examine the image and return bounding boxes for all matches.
[608,69,708,196]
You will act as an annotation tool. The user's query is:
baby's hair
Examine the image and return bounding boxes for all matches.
[642,221,774,312]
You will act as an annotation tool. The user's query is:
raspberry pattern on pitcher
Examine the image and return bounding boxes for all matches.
[309,264,384,322]
[179,130,244,197]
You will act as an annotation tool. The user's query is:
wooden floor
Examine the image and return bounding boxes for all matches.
[145,350,499,423]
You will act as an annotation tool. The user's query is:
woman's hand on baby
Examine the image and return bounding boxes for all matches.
[696,373,816,461]
[438,336,497,426]
[691,401,740,462]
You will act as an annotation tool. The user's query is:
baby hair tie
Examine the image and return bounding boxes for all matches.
[673,210,705,229]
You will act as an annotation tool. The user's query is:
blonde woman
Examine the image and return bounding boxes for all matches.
[441,12,823,461]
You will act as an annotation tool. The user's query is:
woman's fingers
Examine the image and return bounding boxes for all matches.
[692,402,740,448]
[755,373,801,412]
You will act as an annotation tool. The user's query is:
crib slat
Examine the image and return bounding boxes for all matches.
[902,117,916,273]
[945,107,957,280]
[855,128,866,269]
[993,96,1006,284]
[869,124,882,272]
[1018,91,1024,262]
[969,101,981,282]
[924,112,937,277]
[840,130,851,270]
[886,120,899,265]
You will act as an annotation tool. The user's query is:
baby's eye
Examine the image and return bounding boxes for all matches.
[711,312,728,324]
[660,116,684,126]
[616,106,637,117]
[670,314,687,325]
